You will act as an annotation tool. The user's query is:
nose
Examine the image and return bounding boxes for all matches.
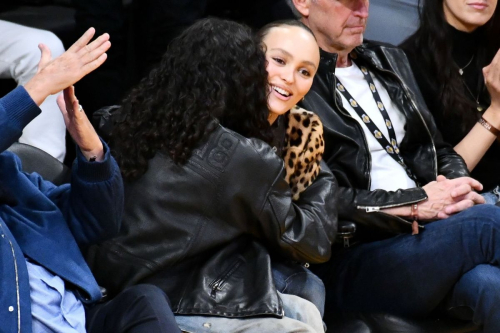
[280,68,294,84]
[353,0,369,19]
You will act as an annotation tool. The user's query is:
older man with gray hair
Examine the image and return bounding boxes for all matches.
[291,0,500,331]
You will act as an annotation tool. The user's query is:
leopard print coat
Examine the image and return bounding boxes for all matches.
[283,105,325,201]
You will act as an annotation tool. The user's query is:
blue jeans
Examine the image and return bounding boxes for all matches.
[314,205,500,333]
[175,292,323,333]
[482,186,500,205]
[272,261,326,318]
[175,262,326,333]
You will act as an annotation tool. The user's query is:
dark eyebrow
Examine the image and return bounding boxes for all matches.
[270,48,317,70]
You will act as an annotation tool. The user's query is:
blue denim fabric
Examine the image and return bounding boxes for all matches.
[175,262,326,333]
[314,205,500,333]
[482,186,500,205]
[272,261,326,317]
[175,292,323,333]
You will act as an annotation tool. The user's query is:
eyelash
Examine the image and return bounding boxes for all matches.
[272,57,285,65]
[300,69,311,77]
[272,57,311,77]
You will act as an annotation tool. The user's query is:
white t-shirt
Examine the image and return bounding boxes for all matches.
[335,62,416,191]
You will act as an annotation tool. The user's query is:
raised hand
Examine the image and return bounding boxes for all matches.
[57,86,103,161]
[24,27,111,105]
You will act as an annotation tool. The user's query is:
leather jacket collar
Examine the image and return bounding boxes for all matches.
[300,40,469,240]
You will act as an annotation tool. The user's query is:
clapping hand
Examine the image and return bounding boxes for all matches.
[57,86,103,162]
[24,27,111,106]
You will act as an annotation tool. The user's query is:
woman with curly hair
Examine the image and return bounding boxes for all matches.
[88,18,337,333]
[401,0,500,204]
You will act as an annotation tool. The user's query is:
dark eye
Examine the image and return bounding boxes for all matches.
[299,69,311,77]
[273,57,285,65]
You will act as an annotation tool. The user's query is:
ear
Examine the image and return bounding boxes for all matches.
[292,0,311,18]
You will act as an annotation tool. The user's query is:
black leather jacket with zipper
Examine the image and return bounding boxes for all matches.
[299,41,469,240]
[86,121,338,318]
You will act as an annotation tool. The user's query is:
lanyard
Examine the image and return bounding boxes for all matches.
[335,64,418,184]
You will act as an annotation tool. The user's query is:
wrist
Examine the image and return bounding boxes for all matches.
[483,107,500,129]
[80,142,104,162]
[23,77,50,106]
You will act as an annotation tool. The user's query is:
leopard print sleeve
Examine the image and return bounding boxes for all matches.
[283,105,325,201]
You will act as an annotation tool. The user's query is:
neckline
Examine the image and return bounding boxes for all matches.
[448,24,478,64]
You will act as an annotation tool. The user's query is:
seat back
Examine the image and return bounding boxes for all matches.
[7,142,71,185]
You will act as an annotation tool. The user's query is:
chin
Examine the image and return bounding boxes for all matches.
[270,108,290,116]
[269,102,293,116]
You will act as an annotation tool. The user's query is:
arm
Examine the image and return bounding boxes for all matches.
[383,175,484,220]
[0,87,41,152]
[21,30,121,245]
[0,27,110,152]
[40,82,122,245]
[454,49,500,171]
[24,141,123,246]
[256,157,338,264]
[391,46,470,179]
[334,173,483,232]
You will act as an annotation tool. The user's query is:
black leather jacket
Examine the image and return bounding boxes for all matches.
[299,41,469,240]
[87,123,338,317]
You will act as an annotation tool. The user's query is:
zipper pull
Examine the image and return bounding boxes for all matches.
[210,281,221,299]
[365,207,380,212]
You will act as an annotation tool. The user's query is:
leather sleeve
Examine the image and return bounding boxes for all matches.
[335,185,427,234]
[256,159,338,264]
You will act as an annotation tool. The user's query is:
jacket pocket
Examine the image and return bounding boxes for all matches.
[209,257,244,299]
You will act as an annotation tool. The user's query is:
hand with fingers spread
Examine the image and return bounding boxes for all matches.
[24,27,111,106]
[57,86,104,161]
[419,175,485,221]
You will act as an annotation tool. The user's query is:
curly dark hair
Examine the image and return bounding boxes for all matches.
[113,18,273,181]
[401,0,500,131]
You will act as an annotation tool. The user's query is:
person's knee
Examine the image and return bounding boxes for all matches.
[6,26,65,83]
[121,284,171,308]
[457,204,500,229]
[447,264,500,321]
[459,265,500,295]
[39,30,65,57]
[23,29,65,66]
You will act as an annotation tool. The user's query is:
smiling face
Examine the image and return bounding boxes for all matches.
[443,0,498,31]
[262,26,320,123]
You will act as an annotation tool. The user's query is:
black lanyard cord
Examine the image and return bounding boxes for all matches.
[335,63,418,184]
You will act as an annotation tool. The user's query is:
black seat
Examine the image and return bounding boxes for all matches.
[332,221,481,333]
[7,142,71,185]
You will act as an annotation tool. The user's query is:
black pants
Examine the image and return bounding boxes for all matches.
[86,284,181,333]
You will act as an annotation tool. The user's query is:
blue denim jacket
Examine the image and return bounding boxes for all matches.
[0,87,124,332]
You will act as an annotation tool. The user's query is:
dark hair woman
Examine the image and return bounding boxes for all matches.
[87,18,337,332]
[400,0,500,203]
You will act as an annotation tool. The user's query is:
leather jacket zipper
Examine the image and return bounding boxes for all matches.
[357,197,426,212]
[0,224,21,333]
[358,198,426,228]
[209,258,243,299]
[328,54,430,229]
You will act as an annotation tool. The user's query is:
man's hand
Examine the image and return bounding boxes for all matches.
[420,175,484,220]
[24,27,111,106]
[57,86,104,161]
